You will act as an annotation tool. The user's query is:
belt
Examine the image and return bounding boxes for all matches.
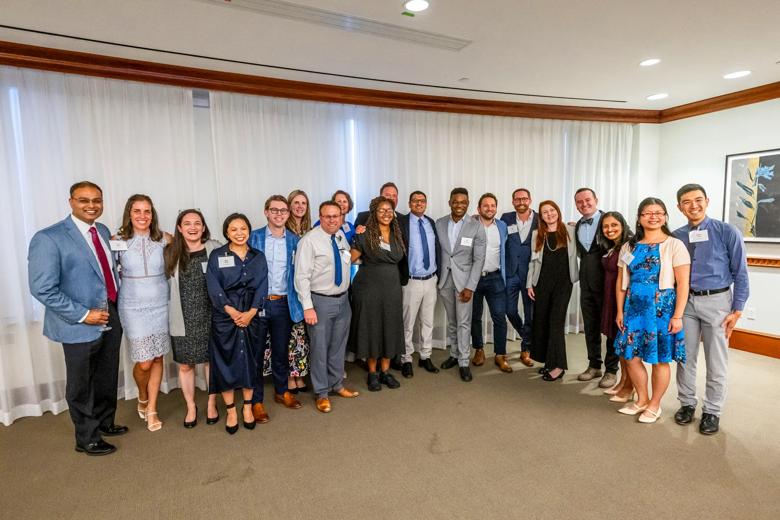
[690,287,729,297]
[312,291,347,298]
[266,295,287,301]
[481,269,500,277]
[410,273,436,281]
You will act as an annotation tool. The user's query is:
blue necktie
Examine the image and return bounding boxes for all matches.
[331,234,343,286]
[418,218,430,270]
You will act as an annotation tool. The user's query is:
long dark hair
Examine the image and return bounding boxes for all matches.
[118,194,163,241]
[596,211,633,253]
[629,197,672,249]
[164,209,211,278]
[364,196,405,254]
[534,200,569,252]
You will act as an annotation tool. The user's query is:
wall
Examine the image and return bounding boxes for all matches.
[652,98,780,335]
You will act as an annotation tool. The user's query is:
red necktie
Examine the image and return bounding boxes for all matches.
[88,226,117,303]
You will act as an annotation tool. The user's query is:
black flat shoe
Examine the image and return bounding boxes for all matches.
[367,372,382,392]
[98,424,129,436]
[242,403,256,430]
[75,440,116,456]
[225,403,238,435]
[184,406,197,429]
[380,371,401,389]
[542,369,565,382]
[418,358,440,373]
[441,356,459,370]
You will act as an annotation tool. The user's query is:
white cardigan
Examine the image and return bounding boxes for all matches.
[618,238,690,291]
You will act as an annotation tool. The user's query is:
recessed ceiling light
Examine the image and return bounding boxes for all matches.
[639,58,661,67]
[404,1,429,12]
[723,70,751,79]
[646,93,669,100]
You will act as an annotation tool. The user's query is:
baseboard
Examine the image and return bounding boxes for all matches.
[729,329,780,359]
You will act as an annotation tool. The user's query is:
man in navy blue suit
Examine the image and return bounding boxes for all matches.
[500,188,537,367]
[28,181,125,455]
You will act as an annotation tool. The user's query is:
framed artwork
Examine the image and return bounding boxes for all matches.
[723,148,780,242]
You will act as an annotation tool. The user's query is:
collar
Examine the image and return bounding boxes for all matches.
[266,226,286,239]
[689,216,711,231]
[516,210,533,223]
[71,214,97,235]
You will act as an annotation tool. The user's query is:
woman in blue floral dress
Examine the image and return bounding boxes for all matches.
[615,198,690,424]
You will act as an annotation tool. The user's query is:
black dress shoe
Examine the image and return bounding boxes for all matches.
[418,358,440,373]
[75,440,116,456]
[390,358,404,371]
[537,367,549,375]
[184,407,198,429]
[699,413,720,435]
[367,372,382,392]
[98,424,129,436]
[459,367,473,382]
[674,405,696,425]
[380,371,401,389]
[401,362,414,378]
[441,356,459,370]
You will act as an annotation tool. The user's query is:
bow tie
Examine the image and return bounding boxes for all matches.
[582,217,594,225]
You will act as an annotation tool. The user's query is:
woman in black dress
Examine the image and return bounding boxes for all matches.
[349,196,405,391]
[165,209,221,427]
[206,213,268,434]
[527,200,578,382]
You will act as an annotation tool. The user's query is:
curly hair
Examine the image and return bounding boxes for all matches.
[364,196,405,254]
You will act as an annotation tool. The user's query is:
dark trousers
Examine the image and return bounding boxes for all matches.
[253,298,293,403]
[61,302,122,447]
[505,272,533,351]
[471,271,508,355]
[532,281,573,370]
[580,285,619,372]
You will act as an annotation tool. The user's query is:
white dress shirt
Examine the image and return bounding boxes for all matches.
[517,211,534,242]
[482,221,500,273]
[294,226,351,310]
[70,214,116,322]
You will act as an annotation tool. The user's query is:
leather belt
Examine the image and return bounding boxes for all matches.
[410,273,436,281]
[690,287,729,297]
[481,269,499,277]
[266,295,287,301]
[312,291,347,298]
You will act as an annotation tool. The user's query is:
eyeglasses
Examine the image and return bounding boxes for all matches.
[513,197,530,203]
[73,198,103,205]
[267,208,289,215]
[376,209,394,215]
[321,215,341,220]
[640,212,666,218]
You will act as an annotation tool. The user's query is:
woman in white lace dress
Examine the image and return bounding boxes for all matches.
[117,194,171,432]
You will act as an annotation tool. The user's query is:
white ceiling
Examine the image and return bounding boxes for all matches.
[1,0,779,109]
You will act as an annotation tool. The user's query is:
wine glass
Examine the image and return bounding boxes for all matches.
[97,300,112,332]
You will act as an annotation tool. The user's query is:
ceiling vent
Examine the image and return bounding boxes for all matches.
[195,0,471,51]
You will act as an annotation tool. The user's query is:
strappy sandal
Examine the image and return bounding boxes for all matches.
[146,411,162,432]
[137,399,149,420]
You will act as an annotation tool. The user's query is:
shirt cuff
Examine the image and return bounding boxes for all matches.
[78,310,90,323]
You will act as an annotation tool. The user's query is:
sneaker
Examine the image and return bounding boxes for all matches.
[598,372,617,389]
[577,367,603,381]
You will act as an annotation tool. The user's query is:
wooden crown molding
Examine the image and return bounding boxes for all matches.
[747,256,780,268]
[730,329,780,359]
[1,41,779,124]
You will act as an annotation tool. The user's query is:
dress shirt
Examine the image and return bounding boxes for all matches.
[294,226,351,310]
[408,213,437,276]
[482,221,500,273]
[517,211,534,242]
[673,216,749,311]
[264,229,288,295]
[70,214,116,323]
[577,210,602,251]
[447,217,465,250]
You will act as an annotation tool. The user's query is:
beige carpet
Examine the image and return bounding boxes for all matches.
[1,334,778,520]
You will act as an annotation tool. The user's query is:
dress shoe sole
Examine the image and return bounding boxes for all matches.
[675,417,694,425]
[75,446,116,456]
[699,428,719,435]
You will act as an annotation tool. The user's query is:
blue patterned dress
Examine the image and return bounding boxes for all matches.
[614,243,685,364]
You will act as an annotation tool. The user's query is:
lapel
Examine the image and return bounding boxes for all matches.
[64,216,104,281]
[437,217,452,254]
[453,217,469,251]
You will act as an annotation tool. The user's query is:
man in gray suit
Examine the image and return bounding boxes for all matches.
[28,181,125,455]
[436,187,486,381]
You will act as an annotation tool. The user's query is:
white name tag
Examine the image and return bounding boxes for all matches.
[341,223,350,232]
[218,255,235,268]
[340,250,351,263]
[507,224,518,234]
[380,241,391,251]
[689,229,709,243]
[109,240,128,251]
[620,251,635,265]
[258,309,266,318]
[201,262,208,274]
[460,237,473,247]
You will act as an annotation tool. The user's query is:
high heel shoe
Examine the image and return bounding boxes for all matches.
[609,392,636,403]
[206,411,220,425]
[225,403,238,435]
[242,402,256,430]
[137,399,149,420]
[603,385,623,395]
[146,411,162,432]
[542,369,565,382]
[183,406,198,429]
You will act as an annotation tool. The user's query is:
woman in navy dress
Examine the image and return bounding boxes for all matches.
[206,213,268,434]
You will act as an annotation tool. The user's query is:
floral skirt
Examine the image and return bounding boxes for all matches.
[262,321,309,377]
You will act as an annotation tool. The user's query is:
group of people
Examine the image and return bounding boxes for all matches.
[27,179,748,456]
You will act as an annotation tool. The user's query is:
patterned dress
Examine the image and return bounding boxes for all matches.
[118,235,171,362]
[171,249,211,364]
[614,243,685,364]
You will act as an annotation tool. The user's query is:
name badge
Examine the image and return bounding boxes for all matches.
[109,240,128,251]
[380,241,391,251]
[201,262,208,274]
[341,223,350,232]
[507,224,518,234]
[689,229,709,243]
[258,309,266,318]
[620,251,635,266]
[460,237,473,247]
[218,255,235,268]
[340,250,351,263]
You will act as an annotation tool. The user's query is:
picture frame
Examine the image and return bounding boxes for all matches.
[723,148,780,243]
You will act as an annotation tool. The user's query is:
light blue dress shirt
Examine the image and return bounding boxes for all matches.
[577,210,602,251]
[409,214,437,277]
[265,230,288,295]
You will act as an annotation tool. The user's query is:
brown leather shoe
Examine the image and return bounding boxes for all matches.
[251,403,270,423]
[494,355,513,373]
[333,387,360,398]
[472,349,486,366]
[274,391,302,409]
[316,397,332,413]
[520,351,534,367]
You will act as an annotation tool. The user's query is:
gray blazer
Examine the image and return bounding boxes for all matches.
[435,215,487,292]
[168,239,221,337]
[526,225,579,288]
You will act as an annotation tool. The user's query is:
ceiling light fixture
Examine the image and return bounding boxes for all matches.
[723,70,751,79]
[639,58,661,67]
[404,1,430,12]
[646,93,669,101]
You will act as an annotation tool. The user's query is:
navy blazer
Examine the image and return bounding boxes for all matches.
[500,211,538,279]
[28,216,120,344]
[397,212,442,286]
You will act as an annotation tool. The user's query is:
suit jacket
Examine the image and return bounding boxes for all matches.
[500,210,538,279]
[575,212,607,292]
[435,215,486,292]
[248,226,304,323]
[397,212,442,286]
[28,216,120,344]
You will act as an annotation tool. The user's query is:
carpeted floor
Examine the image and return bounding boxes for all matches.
[1,334,778,520]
